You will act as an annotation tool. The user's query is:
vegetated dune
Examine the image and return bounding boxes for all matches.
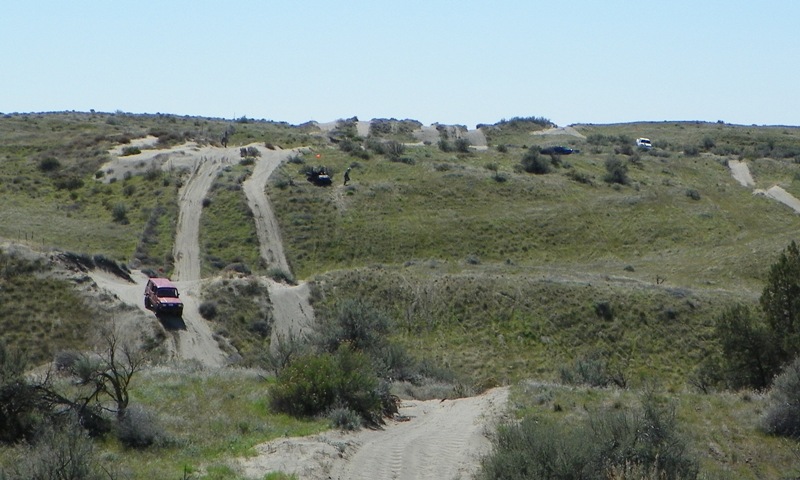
[10,114,800,478]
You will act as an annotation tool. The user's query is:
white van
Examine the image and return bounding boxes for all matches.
[636,138,652,149]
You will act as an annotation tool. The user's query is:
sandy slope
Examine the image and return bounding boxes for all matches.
[239,388,509,480]
[728,160,800,213]
[93,142,241,367]
[728,159,755,187]
[532,125,587,139]
[95,133,509,478]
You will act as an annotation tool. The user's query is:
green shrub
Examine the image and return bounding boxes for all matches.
[714,303,780,389]
[478,393,698,480]
[385,140,405,158]
[268,267,296,285]
[269,348,382,424]
[761,240,800,363]
[437,139,454,152]
[559,352,621,388]
[603,156,629,185]
[4,418,110,480]
[38,156,61,172]
[198,300,218,320]
[121,145,141,156]
[455,138,471,153]
[111,203,128,223]
[314,298,391,355]
[520,148,550,174]
[328,407,363,431]
[763,357,800,439]
[117,404,165,448]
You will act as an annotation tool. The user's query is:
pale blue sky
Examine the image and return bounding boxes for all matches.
[2,1,798,127]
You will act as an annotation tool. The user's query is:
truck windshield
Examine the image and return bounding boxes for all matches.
[157,288,178,297]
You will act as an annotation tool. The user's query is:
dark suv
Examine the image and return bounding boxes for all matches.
[144,277,184,316]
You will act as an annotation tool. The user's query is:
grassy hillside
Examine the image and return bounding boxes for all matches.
[3,112,800,478]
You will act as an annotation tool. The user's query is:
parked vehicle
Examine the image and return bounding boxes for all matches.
[540,146,576,155]
[144,277,184,316]
[636,138,653,149]
[306,166,333,186]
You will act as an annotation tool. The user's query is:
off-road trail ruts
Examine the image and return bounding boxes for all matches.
[241,147,316,349]
[242,149,294,274]
[239,387,509,480]
[92,143,238,367]
[95,135,509,479]
[174,155,231,282]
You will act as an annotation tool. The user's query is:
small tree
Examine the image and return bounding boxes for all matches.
[70,328,147,419]
[761,241,800,363]
[714,304,780,389]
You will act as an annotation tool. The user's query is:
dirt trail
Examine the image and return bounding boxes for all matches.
[239,387,509,480]
[92,142,241,367]
[239,146,316,348]
[174,154,233,281]
[728,159,755,187]
[242,148,294,273]
[532,125,586,139]
[728,160,800,213]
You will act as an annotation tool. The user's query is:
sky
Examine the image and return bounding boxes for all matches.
[2,1,798,128]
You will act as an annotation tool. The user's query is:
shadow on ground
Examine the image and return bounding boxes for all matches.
[158,313,187,330]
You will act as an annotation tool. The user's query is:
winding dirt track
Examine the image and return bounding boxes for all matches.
[242,149,294,274]
[96,131,508,479]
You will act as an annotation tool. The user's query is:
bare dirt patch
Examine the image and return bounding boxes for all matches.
[238,387,509,480]
[728,159,755,187]
[532,126,586,139]
[728,160,800,213]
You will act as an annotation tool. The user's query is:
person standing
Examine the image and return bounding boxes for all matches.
[343,167,351,186]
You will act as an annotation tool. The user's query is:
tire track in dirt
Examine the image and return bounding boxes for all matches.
[174,155,232,282]
[242,149,293,274]
[93,143,236,367]
[240,146,316,350]
[238,387,509,480]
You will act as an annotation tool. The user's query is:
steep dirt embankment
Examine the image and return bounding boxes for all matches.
[239,387,509,480]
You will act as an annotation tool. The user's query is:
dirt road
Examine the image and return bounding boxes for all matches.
[239,387,509,480]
